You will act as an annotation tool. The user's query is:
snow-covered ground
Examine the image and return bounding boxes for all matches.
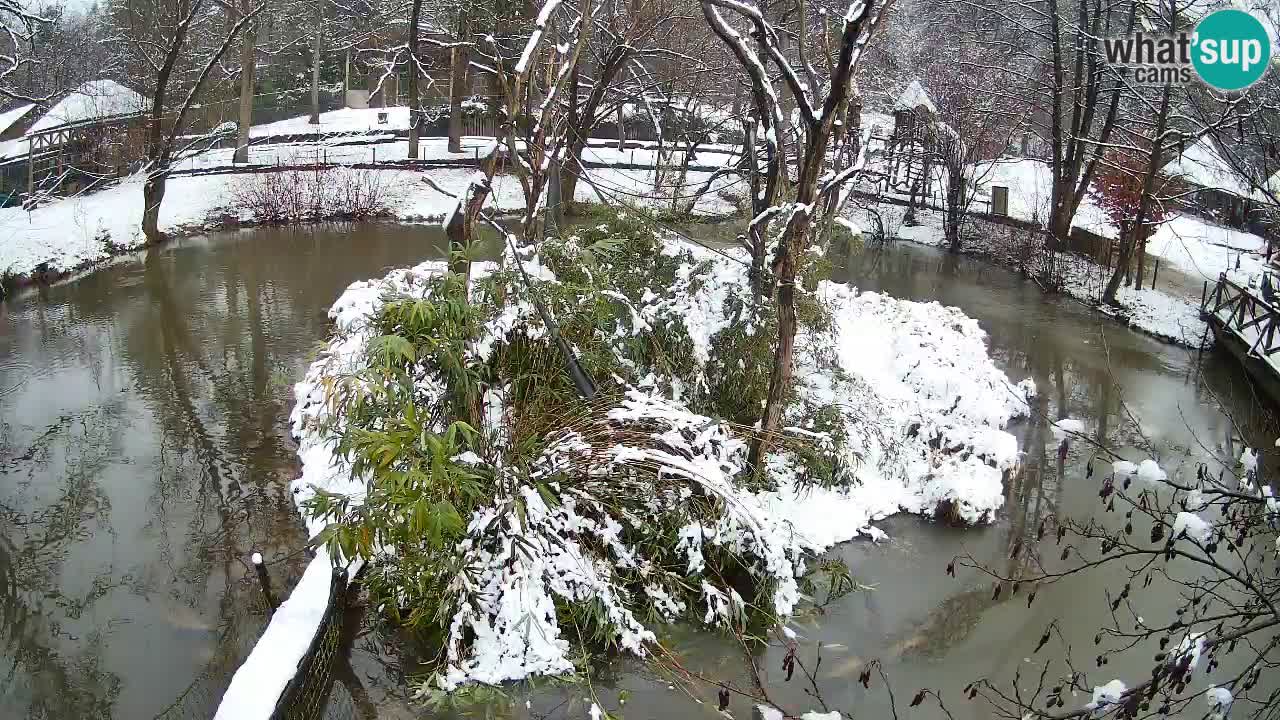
[972,157,1117,238]
[0,159,745,280]
[0,168,514,278]
[846,203,1208,345]
[213,230,1032,717]
[1146,213,1268,285]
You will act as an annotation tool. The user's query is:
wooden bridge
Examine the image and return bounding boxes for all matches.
[1201,273,1280,400]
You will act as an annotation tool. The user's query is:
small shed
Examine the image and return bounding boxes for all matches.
[885,80,946,205]
[0,103,38,141]
[892,79,938,139]
[0,80,150,200]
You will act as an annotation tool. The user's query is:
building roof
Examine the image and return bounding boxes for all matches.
[1160,135,1252,198]
[0,103,36,136]
[27,80,148,135]
[894,80,938,115]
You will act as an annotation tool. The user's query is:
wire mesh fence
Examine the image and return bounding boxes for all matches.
[269,567,350,720]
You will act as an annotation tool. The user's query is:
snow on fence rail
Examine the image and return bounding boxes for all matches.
[213,559,352,720]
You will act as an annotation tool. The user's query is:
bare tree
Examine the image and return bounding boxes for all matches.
[701,0,892,469]
[407,0,425,157]
[424,0,595,283]
[233,0,258,163]
[0,0,48,102]
[557,0,682,205]
[109,0,263,241]
[308,0,322,124]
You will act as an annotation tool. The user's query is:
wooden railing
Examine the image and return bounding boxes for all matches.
[1202,274,1280,357]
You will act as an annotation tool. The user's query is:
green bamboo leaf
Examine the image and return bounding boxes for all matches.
[536,481,560,509]
[373,334,415,363]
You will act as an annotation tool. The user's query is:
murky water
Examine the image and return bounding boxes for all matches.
[0,223,468,719]
[1,225,1274,719]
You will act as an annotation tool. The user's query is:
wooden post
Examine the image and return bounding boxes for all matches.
[252,552,278,611]
[26,137,34,201]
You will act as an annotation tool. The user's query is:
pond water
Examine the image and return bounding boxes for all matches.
[0,224,1273,720]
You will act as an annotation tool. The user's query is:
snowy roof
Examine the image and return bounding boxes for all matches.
[1260,169,1280,204]
[1161,136,1252,198]
[27,80,147,134]
[894,80,938,115]
[0,103,36,135]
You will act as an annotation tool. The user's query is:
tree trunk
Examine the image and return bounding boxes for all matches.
[407,0,423,158]
[1103,222,1134,305]
[750,241,801,471]
[446,153,498,285]
[447,14,468,154]
[142,170,167,242]
[945,177,963,252]
[560,135,587,207]
[309,3,322,124]
[1132,239,1145,289]
[233,0,257,164]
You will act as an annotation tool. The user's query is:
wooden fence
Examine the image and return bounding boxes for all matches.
[1202,274,1280,358]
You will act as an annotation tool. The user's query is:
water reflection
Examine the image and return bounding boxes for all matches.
[0,223,459,719]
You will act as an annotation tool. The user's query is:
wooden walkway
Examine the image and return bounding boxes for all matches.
[1201,274,1280,400]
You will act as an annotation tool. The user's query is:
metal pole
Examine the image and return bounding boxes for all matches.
[252,552,278,611]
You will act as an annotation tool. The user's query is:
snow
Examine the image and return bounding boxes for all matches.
[1111,458,1167,483]
[757,706,785,720]
[1113,460,1139,476]
[1206,687,1233,720]
[973,158,1116,237]
[894,79,937,115]
[1051,418,1085,440]
[845,190,1209,347]
[1087,679,1127,711]
[1174,632,1207,671]
[1172,512,1214,543]
[213,554,346,720]
[0,103,35,135]
[970,154,1268,292]
[0,144,740,279]
[1161,135,1252,198]
[801,713,842,720]
[1,95,748,280]
[27,79,147,133]
[1137,459,1167,483]
[835,216,863,235]
[1240,447,1258,474]
[214,264,395,719]
[1145,213,1267,285]
[249,106,412,137]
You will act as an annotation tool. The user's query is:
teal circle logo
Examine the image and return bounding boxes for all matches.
[1192,9,1271,91]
